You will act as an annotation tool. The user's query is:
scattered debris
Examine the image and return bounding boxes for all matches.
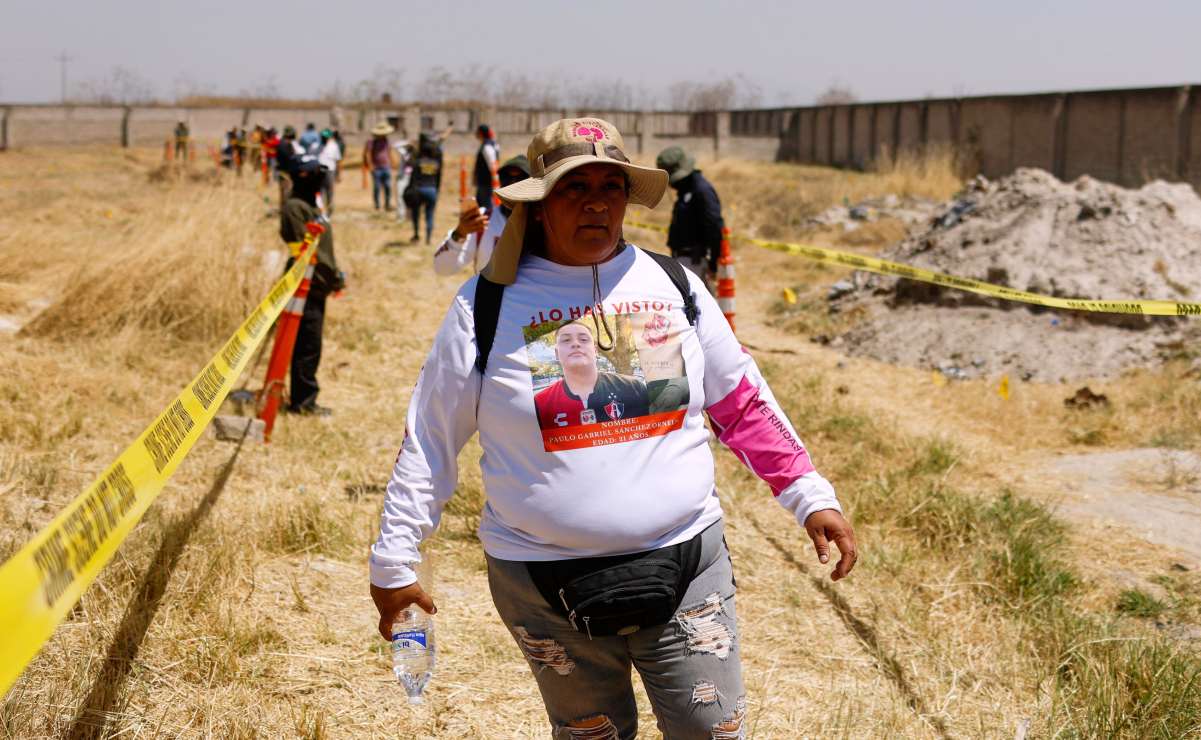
[211,415,265,443]
[808,194,942,233]
[827,280,855,301]
[1064,387,1110,410]
[345,482,386,500]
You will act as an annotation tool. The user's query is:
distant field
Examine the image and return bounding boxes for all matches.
[0,147,1197,738]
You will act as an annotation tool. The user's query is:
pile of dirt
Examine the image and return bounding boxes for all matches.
[832,168,1201,381]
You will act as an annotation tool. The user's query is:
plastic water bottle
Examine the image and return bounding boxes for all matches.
[391,557,435,704]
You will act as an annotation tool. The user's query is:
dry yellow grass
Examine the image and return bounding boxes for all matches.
[0,147,1197,738]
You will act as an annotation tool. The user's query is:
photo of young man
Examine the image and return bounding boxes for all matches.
[534,320,650,430]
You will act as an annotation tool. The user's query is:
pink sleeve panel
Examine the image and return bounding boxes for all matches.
[706,373,816,495]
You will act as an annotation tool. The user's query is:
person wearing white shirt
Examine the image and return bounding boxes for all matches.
[474,124,501,214]
[317,129,342,215]
[393,139,413,221]
[431,155,529,275]
[372,118,857,739]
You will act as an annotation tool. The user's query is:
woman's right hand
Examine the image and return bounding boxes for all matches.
[371,582,438,640]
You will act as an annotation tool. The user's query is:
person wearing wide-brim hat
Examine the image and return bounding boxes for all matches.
[370,118,857,738]
[656,145,725,293]
[363,122,400,211]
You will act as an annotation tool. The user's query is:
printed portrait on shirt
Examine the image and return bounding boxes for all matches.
[523,309,690,452]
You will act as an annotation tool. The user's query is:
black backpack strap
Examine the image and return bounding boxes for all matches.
[473,276,505,374]
[641,248,699,326]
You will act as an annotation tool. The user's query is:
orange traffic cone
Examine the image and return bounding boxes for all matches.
[257,222,324,441]
[717,227,736,332]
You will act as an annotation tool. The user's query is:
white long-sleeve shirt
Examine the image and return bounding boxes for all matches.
[370,245,841,588]
[431,209,507,276]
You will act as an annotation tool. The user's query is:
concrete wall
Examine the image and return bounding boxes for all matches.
[757,84,1199,189]
[4,84,1198,189]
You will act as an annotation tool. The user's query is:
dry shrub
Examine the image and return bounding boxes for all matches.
[699,148,963,242]
[869,143,965,200]
[21,188,276,343]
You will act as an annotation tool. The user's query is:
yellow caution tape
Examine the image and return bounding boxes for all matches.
[0,235,317,697]
[625,221,1201,318]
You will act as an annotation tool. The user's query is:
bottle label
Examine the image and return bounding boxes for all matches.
[392,629,427,649]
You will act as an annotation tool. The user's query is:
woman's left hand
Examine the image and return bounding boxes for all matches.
[803,509,858,581]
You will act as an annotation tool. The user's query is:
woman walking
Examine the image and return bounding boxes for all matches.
[370,118,857,739]
[407,132,444,244]
[363,121,398,212]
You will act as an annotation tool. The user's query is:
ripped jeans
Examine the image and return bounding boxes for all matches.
[486,520,745,740]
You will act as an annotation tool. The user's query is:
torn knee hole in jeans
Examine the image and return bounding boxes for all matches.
[515,626,576,676]
[675,592,733,659]
[710,696,746,740]
[691,679,719,706]
[562,713,619,740]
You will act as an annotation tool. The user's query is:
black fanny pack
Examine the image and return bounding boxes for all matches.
[526,532,704,639]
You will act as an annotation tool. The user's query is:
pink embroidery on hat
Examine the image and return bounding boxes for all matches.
[572,124,606,142]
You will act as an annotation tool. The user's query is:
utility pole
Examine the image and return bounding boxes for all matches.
[55,51,74,103]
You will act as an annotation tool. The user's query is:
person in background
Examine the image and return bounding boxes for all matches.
[408,131,444,244]
[220,126,237,169]
[173,120,189,161]
[364,122,399,212]
[277,125,304,208]
[317,128,342,215]
[262,127,280,182]
[656,146,725,293]
[393,138,413,222]
[299,122,321,155]
[474,123,500,215]
[432,154,528,275]
[280,156,345,416]
[234,127,248,177]
[249,123,265,171]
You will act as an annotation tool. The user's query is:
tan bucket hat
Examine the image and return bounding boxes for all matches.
[482,118,668,285]
[370,121,394,136]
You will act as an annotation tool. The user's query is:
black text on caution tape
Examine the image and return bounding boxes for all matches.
[143,400,196,473]
[31,464,136,608]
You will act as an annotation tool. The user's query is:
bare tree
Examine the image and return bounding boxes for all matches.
[172,74,214,103]
[815,83,857,105]
[566,78,647,111]
[73,66,156,104]
[238,75,282,100]
[665,74,761,111]
[415,66,455,104]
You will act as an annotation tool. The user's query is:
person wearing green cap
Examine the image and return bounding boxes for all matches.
[656,146,725,293]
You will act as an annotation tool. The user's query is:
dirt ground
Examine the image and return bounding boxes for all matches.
[1,147,1199,738]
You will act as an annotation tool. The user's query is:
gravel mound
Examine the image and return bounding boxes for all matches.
[834,168,1201,381]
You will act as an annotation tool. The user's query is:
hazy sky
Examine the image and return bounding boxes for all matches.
[1,0,1195,106]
